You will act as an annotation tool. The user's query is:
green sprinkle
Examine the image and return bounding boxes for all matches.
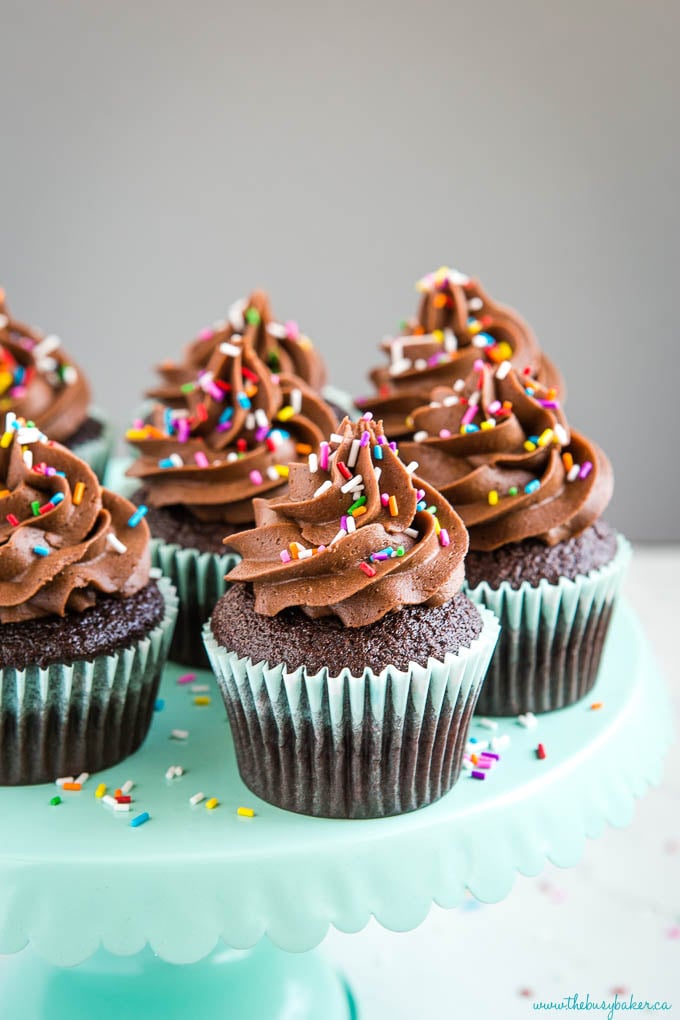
[180,382,196,393]
[31,500,41,516]
[396,546,405,556]
[50,795,61,806]
[267,350,281,371]
[508,486,518,497]
[347,495,367,513]
[245,307,261,326]
[398,320,408,331]
[426,505,437,515]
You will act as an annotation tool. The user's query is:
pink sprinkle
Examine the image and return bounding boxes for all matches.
[380,493,390,507]
[360,431,371,446]
[427,354,440,367]
[177,419,190,443]
[438,429,452,439]
[389,442,397,451]
[177,673,196,685]
[340,515,349,530]
[416,489,426,501]
[250,470,263,485]
[439,529,450,547]
[198,328,214,341]
[284,320,299,340]
[488,400,501,414]
[362,411,373,421]
[319,442,330,471]
[271,374,280,385]
[206,382,223,401]
[254,427,269,442]
[194,452,209,467]
[666,926,680,941]
[461,404,478,427]
[280,550,292,563]
[476,761,492,770]
[133,418,144,429]
[473,358,485,371]
[376,435,386,445]
[579,461,593,479]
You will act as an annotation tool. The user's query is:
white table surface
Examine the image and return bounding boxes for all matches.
[322,545,680,1018]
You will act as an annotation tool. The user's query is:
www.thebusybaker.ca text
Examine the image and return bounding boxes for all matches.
[532,992,672,1020]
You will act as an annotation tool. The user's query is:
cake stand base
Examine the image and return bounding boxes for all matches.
[0,941,357,1020]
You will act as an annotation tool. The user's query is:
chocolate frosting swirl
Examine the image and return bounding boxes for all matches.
[225,417,469,627]
[151,289,327,400]
[0,426,150,623]
[396,362,613,551]
[127,332,337,525]
[356,266,562,439]
[0,288,91,443]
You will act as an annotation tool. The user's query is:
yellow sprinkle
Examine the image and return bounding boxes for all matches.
[237,806,255,818]
[480,420,495,431]
[432,329,444,343]
[194,696,211,706]
[295,443,312,455]
[388,495,399,517]
[1,431,13,448]
[351,505,367,518]
[205,797,219,810]
[299,337,313,350]
[276,406,295,422]
[487,341,513,363]
[125,429,148,441]
[72,481,85,506]
[537,428,554,447]
[562,452,574,471]
[405,415,414,429]
[523,440,536,453]
[467,320,483,335]
[488,490,499,506]
[275,464,289,478]
[0,489,8,498]
[95,783,107,799]
[433,516,441,535]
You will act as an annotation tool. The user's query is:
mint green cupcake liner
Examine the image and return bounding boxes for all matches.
[465,534,632,716]
[322,384,356,420]
[202,605,500,819]
[0,576,178,786]
[151,538,240,667]
[69,406,115,482]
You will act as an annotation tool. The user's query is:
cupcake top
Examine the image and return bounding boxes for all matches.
[397,360,613,551]
[0,417,151,623]
[225,416,469,626]
[126,331,337,527]
[0,288,91,443]
[150,289,327,400]
[356,266,562,438]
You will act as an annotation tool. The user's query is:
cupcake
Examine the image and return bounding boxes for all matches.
[0,419,177,785]
[150,288,354,419]
[126,330,338,665]
[203,417,500,819]
[396,360,631,715]
[0,288,113,479]
[356,265,562,438]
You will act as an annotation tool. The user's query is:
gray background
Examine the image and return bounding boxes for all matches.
[1,0,678,539]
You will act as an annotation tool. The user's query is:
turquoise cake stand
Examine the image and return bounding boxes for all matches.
[0,602,670,1019]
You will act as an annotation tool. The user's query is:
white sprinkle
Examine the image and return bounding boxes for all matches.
[37,356,58,374]
[169,453,184,467]
[346,515,356,533]
[405,461,419,475]
[174,766,184,777]
[554,423,569,446]
[389,357,412,377]
[55,777,74,787]
[149,567,162,579]
[330,529,347,545]
[443,395,459,407]
[61,365,78,385]
[414,358,427,371]
[228,298,246,331]
[491,734,511,751]
[347,439,361,468]
[266,466,280,481]
[191,684,210,693]
[468,391,480,406]
[313,479,333,498]
[329,433,344,445]
[190,791,205,806]
[405,527,419,539]
[374,467,382,482]
[567,464,580,482]
[461,759,473,771]
[16,427,42,445]
[454,378,466,392]
[114,802,131,813]
[308,453,318,474]
[4,412,16,431]
[245,412,255,430]
[166,765,182,780]
[219,342,241,357]
[389,339,403,363]
[254,408,268,428]
[0,315,7,330]
[102,795,117,807]
[448,267,470,285]
[75,772,89,785]
[290,389,302,413]
[266,320,287,339]
[227,452,239,463]
[443,328,458,352]
[298,548,314,559]
[413,431,429,442]
[340,474,363,494]
[468,297,483,312]
[517,712,538,730]
[477,718,498,731]
[107,533,127,554]
[121,780,135,795]
[32,334,61,359]
[495,361,511,380]
[171,729,189,740]
[23,450,33,469]
[472,336,488,348]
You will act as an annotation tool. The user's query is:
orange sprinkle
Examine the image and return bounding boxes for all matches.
[388,495,399,517]
[62,782,82,791]
[245,384,258,398]
[72,482,85,506]
[433,293,448,309]
[562,452,574,472]
[296,443,312,455]
[590,701,604,711]
[114,788,122,797]
[413,325,425,335]
[470,753,479,765]
[289,543,300,559]
[351,505,367,518]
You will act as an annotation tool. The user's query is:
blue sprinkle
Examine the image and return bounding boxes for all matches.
[219,407,234,424]
[130,811,150,828]
[237,392,251,409]
[524,480,541,495]
[164,408,174,434]
[416,500,427,512]
[154,699,165,712]
[33,545,50,557]
[51,493,65,506]
[525,387,535,396]
[476,332,494,346]
[464,424,480,433]
[56,471,66,478]
[128,505,148,527]
[373,445,383,460]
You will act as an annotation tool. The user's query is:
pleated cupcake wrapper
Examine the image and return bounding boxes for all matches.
[151,538,240,667]
[202,606,500,819]
[465,534,632,717]
[69,406,115,482]
[321,384,356,420]
[0,576,178,786]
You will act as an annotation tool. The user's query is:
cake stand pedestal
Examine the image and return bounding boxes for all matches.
[0,602,670,1019]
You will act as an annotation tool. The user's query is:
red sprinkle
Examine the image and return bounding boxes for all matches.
[241,368,259,383]
[6,513,19,527]
[536,743,547,760]
[337,461,352,480]
[236,438,247,453]
[359,562,376,577]
[39,501,55,515]
[265,438,276,452]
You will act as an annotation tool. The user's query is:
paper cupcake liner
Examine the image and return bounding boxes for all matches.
[322,384,356,421]
[0,576,178,786]
[151,538,240,667]
[69,406,115,482]
[465,534,632,716]
[202,606,500,819]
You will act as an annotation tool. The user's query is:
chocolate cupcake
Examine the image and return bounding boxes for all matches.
[203,417,500,819]
[0,288,113,479]
[396,360,631,715]
[126,330,338,665]
[356,265,562,438]
[0,420,177,785]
